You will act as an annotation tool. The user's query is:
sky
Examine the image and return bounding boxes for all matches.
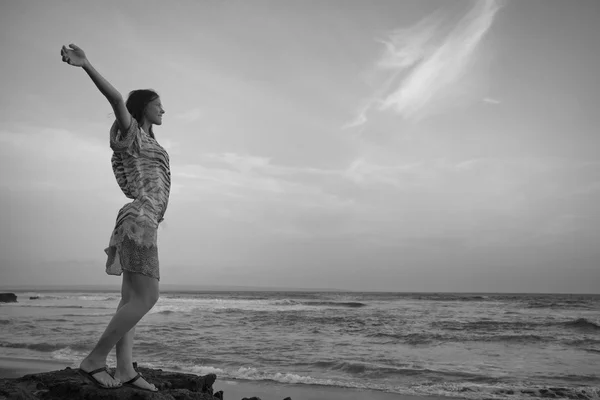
[1,0,599,293]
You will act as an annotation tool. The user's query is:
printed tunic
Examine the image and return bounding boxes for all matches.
[104,118,171,280]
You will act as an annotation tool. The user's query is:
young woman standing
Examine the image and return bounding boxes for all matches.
[61,43,171,391]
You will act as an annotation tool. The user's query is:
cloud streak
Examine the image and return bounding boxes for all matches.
[174,108,203,123]
[483,97,501,104]
[0,126,120,202]
[349,0,503,126]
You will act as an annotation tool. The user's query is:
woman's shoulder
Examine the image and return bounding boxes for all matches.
[111,117,140,138]
[109,117,143,155]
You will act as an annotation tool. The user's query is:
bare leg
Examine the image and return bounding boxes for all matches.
[80,271,159,388]
[115,323,136,371]
[116,274,135,373]
[114,273,157,391]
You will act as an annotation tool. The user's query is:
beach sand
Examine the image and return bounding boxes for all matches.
[0,356,451,400]
[213,379,447,400]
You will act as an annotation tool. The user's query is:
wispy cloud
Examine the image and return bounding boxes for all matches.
[348,0,503,126]
[174,107,203,123]
[168,152,600,245]
[344,158,423,188]
[158,138,182,155]
[170,153,359,238]
[483,97,501,105]
[171,153,347,206]
[0,126,113,194]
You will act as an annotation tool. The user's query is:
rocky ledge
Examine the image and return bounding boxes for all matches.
[0,293,17,303]
[0,365,291,400]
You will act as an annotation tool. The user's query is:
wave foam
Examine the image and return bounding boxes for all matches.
[0,341,91,353]
[234,366,339,386]
[407,382,600,400]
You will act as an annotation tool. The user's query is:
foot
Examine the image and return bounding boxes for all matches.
[79,358,121,388]
[115,368,157,391]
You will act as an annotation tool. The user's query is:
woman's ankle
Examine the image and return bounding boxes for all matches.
[80,355,107,368]
[116,360,135,370]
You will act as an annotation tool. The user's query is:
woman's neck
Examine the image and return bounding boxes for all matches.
[141,120,152,134]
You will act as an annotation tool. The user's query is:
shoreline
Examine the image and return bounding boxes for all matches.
[0,356,454,400]
[213,379,450,400]
[0,356,73,379]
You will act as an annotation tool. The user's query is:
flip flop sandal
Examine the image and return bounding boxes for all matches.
[133,362,143,376]
[78,365,122,389]
[122,373,158,392]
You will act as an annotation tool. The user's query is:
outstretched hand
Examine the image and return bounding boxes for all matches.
[61,44,88,67]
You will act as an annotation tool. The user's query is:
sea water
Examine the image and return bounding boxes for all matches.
[1,291,599,399]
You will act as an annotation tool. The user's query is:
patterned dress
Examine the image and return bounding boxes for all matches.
[104,118,171,281]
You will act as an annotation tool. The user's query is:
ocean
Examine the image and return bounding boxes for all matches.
[1,290,599,399]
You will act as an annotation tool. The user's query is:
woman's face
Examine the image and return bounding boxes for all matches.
[144,97,165,126]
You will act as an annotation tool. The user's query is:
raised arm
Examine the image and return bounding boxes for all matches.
[61,44,131,132]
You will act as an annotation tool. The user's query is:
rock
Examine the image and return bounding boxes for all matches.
[0,367,291,400]
[0,293,17,303]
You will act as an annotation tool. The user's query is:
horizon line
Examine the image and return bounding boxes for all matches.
[0,284,598,296]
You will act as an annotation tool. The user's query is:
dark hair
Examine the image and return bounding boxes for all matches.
[126,89,159,139]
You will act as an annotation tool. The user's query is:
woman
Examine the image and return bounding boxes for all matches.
[61,44,171,391]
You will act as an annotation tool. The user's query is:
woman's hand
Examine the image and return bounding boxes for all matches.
[60,44,88,67]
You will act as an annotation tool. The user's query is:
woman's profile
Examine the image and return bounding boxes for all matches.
[60,43,171,391]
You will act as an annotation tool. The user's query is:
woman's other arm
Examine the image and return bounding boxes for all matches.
[61,44,131,132]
